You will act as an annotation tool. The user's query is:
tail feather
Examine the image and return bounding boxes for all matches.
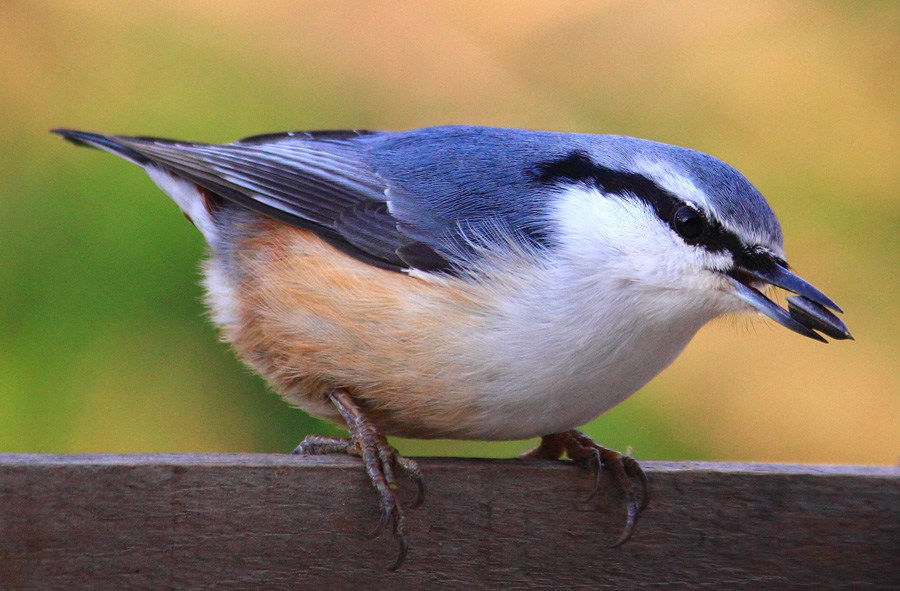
[51,129,150,166]
[52,128,221,244]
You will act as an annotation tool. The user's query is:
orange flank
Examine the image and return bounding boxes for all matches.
[219,218,490,439]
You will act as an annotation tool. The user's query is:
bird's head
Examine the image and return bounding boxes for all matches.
[540,137,851,342]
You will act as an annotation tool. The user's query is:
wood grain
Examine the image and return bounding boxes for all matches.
[1,455,897,590]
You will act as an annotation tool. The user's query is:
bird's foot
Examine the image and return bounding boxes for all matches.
[292,388,424,570]
[520,429,649,546]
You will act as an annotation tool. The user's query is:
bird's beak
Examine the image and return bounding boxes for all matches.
[727,262,852,343]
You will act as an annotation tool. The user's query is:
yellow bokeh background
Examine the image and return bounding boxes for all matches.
[1,1,897,464]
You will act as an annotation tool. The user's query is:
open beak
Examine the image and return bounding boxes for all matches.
[727,262,853,343]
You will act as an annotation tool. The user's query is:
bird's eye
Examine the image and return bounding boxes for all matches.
[673,205,706,241]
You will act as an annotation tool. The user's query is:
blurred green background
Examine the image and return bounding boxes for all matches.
[1,1,898,464]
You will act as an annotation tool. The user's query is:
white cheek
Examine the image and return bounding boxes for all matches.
[548,185,743,319]
[551,186,654,253]
[549,186,693,286]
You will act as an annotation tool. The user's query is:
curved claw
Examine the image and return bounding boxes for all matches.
[410,475,426,509]
[609,498,641,548]
[301,389,424,570]
[606,454,648,546]
[368,500,395,540]
[529,430,650,547]
[585,449,603,502]
[396,456,426,509]
[388,534,409,571]
[624,455,650,512]
[587,450,645,547]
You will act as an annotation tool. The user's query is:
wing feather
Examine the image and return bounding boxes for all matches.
[54,126,564,275]
[99,134,450,271]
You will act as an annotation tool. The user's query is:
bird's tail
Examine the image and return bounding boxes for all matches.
[52,128,222,244]
[51,129,150,166]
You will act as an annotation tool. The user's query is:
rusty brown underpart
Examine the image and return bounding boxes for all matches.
[292,388,425,571]
[226,221,490,440]
[520,429,650,547]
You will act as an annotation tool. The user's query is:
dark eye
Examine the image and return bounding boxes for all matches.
[673,205,706,241]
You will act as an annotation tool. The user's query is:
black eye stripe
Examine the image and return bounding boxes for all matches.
[533,150,771,266]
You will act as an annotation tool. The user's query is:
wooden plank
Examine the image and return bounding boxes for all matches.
[0,455,897,590]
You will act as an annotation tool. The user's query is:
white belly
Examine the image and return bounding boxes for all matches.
[464,302,712,439]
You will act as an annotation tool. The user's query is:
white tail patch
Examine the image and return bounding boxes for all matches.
[201,257,240,338]
[144,166,219,244]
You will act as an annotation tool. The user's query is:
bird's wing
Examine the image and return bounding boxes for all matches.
[57,129,459,271]
[54,126,561,273]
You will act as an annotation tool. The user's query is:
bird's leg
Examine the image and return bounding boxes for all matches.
[292,388,425,571]
[520,429,650,546]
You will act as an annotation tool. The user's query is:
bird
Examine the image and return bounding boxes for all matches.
[53,125,852,569]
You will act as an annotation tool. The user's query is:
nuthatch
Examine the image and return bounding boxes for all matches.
[54,125,851,569]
